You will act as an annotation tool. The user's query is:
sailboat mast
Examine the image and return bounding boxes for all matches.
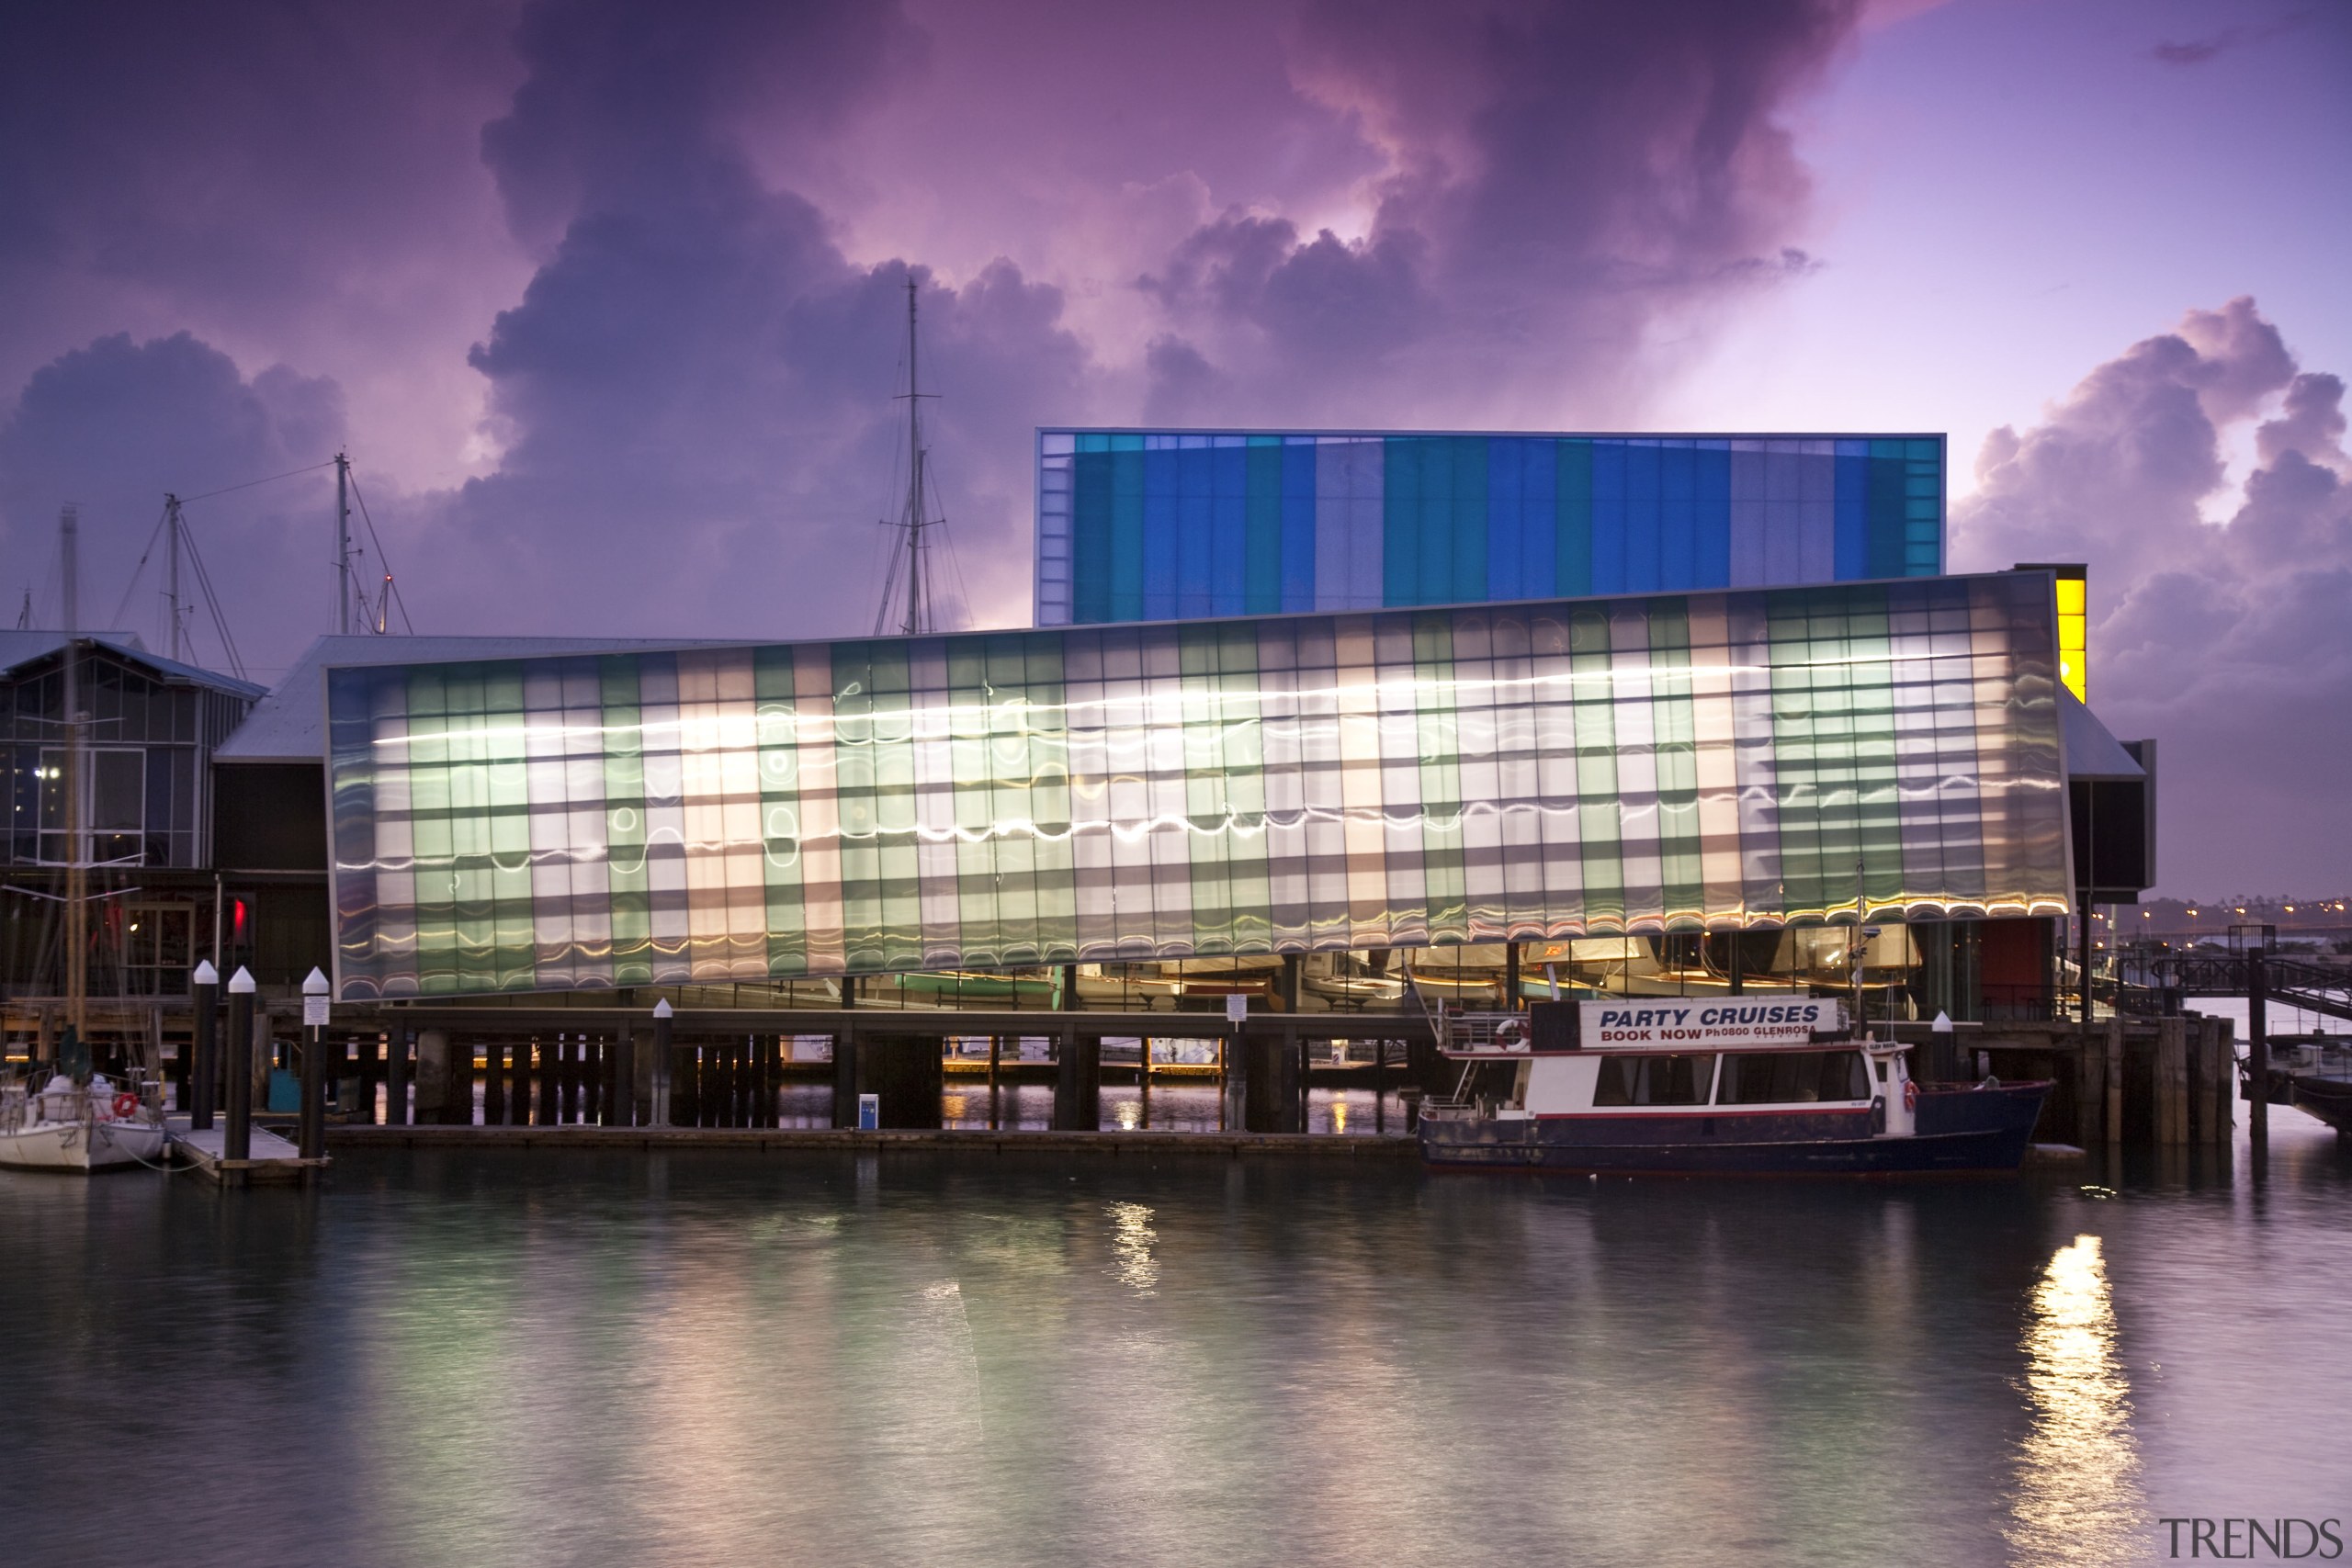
[60,505,86,1042]
[901,281,925,637]
[165,493,185,662]
[334,451,353,636]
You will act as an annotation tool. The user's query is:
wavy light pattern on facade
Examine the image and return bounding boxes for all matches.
[326,574,2067,998]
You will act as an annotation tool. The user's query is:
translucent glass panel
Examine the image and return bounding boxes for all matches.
[328,574,2065,999]
[1035,431,1945,626]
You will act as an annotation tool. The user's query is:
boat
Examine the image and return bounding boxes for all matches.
[1417,998,2050,1175]
[2251,1035,2352,1135]
[0,1036,168,1173]
[0,510,171,1174]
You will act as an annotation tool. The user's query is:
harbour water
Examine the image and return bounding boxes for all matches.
[4,1117,2346,1566]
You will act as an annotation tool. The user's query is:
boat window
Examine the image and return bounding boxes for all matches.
[1830,1052,1870,1100]
[1593,1054,1716,1106]
[1719,1051,1872,1105]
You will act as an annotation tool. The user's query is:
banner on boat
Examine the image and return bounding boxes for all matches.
[1578,998,1846,1048]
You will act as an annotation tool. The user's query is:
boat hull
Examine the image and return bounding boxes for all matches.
[2280,1075,2352,1134]
[0,1118,169,1172]
[1419,1082,2052,1175]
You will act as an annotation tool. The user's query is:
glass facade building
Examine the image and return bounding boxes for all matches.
[1035,430,1946,627]
[326,572,2066,1000]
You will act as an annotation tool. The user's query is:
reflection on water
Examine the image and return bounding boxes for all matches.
[6,1126,2351,1568]
[1105,1201,1159,1296]
[2007,1234,2144,1567]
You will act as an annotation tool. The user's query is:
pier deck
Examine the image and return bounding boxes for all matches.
[173,1122,330,1184]
[329,1124,1419,1157]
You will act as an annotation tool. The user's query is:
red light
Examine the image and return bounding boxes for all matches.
[232,898,248,942]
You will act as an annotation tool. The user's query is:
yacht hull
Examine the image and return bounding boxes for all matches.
[0,1118,169,1172]
[1420,1082,2051,1175]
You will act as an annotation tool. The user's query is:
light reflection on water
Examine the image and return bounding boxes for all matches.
[2,1122,2347,1568]
[2007,1234,2143,1566]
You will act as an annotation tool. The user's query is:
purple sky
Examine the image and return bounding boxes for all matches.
[2,0,2346,897]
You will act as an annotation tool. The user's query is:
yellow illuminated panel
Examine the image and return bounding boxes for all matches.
[2053,574,2086,703]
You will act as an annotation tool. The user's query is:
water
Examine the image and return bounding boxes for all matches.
[4,1120,2347,1567]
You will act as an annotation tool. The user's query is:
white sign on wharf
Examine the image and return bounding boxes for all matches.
[1580,998,1846,1048]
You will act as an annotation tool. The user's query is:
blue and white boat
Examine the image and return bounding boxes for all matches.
[1417,999,2049,1175]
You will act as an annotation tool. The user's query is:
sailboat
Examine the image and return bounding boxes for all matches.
[0,507,168,1172]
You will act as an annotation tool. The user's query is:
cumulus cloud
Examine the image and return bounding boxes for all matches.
[1951,298,2352,894]
[3,0,1871,671]
[0,1,526,485]
[1131,0,1861,424]
[0,333,346,669]
[413,0,1089,646]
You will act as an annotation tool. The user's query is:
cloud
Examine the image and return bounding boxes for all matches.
[0,333,346,669]
[0,1,526,485]
[406,0,1089,644]
[1,0,1873,668]
[1128,0,1864,424]
[2150,11,2311,66]
[1951,299,2352,894]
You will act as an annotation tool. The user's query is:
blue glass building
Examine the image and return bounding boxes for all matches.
[1035,430,1945,626]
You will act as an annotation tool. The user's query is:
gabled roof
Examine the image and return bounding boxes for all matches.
[0,629,266,698]
[216,634,744,764]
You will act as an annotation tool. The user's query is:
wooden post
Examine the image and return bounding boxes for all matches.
[1054,1026,1099,1131]
[1295,1034,1310,1134]
[2247,946,2269,1155]
[357,1031,381,1125]
[652,1001,676,1125]
[607,1027,633,1127]
[223,967,254,1162]
[299,969,329,1161]
[386,1027,410,1126]
[2204,1017,2227,1147]
[831,1021,857,1129]
[987,1034,1001,1131]
[189,961,219,1132]
[1218,1025,1231,1132]
[2155,1017,2186,1145]
[2075,1025,2102,1147]
[2117,1020,2135,1142]
[1138,1036,1151,1129]
[485,1036,508,1125]
[538,1033,561,1126]
[1374,1033,1387,1133]
[449,1032,476,1126]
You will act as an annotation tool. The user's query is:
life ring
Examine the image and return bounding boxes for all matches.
[1902,1078,1918,1113]
[111,1090,141,1120]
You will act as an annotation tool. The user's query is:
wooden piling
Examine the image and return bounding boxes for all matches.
[386,1028,410,1126]
[189,968,219,1132]
[538,1034,561,1126]
[2155,1017,2187,1145]
[831,1023,857,1129]
[607,1027,633,1127]
[224,974,254,1161]
[450,1033,476,1126]
[987,1034,1001,1130]
[485,1035,508,1125]
[2104,1016,2124,1146]
[2075,1026,2103,1146]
